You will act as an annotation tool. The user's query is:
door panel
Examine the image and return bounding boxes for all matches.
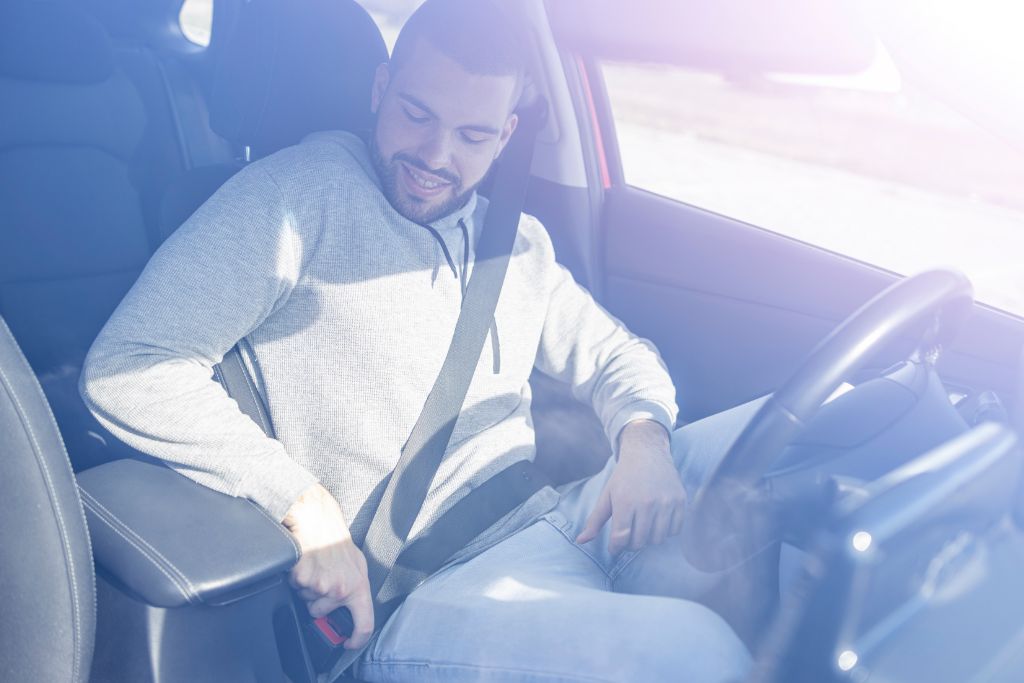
[599,186,1024,423]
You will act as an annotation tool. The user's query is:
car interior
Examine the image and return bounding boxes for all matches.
[2,0,1023,681]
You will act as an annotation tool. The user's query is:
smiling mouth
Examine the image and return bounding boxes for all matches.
[400,161,453,198]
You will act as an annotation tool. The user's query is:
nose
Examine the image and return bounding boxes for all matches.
[416,131,454,172]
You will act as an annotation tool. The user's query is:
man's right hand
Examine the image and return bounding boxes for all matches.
[282,483,374,650]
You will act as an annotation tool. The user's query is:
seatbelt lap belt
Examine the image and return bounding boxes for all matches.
[214,102,549,680]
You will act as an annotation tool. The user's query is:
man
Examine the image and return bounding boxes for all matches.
[81,1,752,680]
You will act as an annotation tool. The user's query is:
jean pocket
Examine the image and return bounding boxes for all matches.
[541,510,573,535]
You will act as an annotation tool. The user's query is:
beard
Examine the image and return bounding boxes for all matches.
[369,135,478,225]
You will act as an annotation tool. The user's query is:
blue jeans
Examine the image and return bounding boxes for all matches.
[353,398,765,683]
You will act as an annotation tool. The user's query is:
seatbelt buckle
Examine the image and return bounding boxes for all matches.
[302,607,355,672]
[313,616,348,646]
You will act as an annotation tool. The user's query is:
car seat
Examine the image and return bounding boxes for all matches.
[0,2,185,471]
[158,0,388,238]
[0,313,95,682]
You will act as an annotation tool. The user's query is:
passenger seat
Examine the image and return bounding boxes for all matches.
[0,2,184,469]
[0,0,389,473]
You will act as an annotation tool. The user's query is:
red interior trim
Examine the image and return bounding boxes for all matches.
[575,54,612,189]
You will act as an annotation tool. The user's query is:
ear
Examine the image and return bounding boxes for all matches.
[371,63,391,114]
[493,113,519,159]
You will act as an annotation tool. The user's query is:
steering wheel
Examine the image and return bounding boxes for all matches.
[681,269,974,572]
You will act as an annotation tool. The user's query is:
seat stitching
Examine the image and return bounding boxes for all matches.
[79,487,198,595]
[246,500,302,562]
[79,491,193,604]
[78,488,199,601]
[0,359,86,681]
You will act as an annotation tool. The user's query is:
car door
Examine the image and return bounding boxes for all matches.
[547,0,1024,425]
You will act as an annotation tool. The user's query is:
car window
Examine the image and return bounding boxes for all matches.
[601,59,1024,317]
[179,0,212,47]
[359,1,422,50]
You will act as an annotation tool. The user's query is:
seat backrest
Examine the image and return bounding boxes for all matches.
[0,313,95,682]
[209,0,387,158]
[159,0,388,237]
[0,2,186,470]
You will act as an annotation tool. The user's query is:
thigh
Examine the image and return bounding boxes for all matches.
[552,396,768,593]
[355,518,750,683]
[672,395,769,497]
[615,396,768,598]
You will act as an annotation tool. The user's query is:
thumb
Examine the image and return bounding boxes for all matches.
[576,489,612,544]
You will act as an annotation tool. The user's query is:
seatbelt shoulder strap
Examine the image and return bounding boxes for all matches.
[213,339,275,437]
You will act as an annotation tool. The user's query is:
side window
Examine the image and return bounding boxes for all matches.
[601,60,1024,317]
[358,1,424,50]
[179,0,213,47]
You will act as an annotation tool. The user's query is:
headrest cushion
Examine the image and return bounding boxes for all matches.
[209,0,388,157]
[0,3,114,84]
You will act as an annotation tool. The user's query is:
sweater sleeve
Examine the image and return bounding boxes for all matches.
[80,163,319,521]
[532,223,679,455]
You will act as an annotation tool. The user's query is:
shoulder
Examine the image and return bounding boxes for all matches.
[254,130,378,196]
[472,194,555,263]
[515,212,555,261]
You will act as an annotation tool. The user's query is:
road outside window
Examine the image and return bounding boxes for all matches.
[602,60,1024,317]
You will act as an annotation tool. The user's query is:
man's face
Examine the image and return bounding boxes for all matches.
[370,39,519,224]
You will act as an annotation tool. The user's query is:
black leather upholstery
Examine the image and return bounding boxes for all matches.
[0,2,186,471]
[0,316,95,683]
[158,0,388,253]
[0,3,114,84]
[158,162,242,244]
[77,459,301,608]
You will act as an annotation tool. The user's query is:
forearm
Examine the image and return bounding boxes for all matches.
[81,337,317,521]
[535,265,678,453]
[617,418,672,462]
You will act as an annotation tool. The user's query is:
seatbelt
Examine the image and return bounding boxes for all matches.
[328,101,549,680]
[213,102,549,679]
[213,339,275,437]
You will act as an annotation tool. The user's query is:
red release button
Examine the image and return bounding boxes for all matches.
[314,616,347,646]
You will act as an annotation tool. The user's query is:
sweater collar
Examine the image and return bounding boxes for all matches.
[314,129,481,237]
[426,192,478,235]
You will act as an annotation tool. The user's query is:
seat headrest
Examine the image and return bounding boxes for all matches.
[0,3,114,84]
[209,0,388,158]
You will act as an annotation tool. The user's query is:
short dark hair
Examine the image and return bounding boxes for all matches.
[389,0,529,107]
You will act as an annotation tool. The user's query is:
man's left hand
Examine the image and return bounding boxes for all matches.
[576,420,686,554]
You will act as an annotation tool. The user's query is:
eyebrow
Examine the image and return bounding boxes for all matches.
[399,93,501,136]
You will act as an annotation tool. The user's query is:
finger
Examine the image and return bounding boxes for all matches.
[629,507,654,552]
[343,588,376,650]
[288,567,308,590]
[651,506,671,546]
[296,587,320,602]
[576,489,613,544]
[608,509,635,555]
[308,594,345,619]
[668,504,685,538]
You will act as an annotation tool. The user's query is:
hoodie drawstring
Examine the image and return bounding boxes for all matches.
[419,222,459,282]
[417,218,501,375]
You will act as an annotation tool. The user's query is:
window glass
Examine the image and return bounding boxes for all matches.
[179,0,213,47]
[602,59,1024,317]
[358,1,424,51]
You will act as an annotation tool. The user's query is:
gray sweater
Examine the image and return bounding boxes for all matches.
[80,131,678,550]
